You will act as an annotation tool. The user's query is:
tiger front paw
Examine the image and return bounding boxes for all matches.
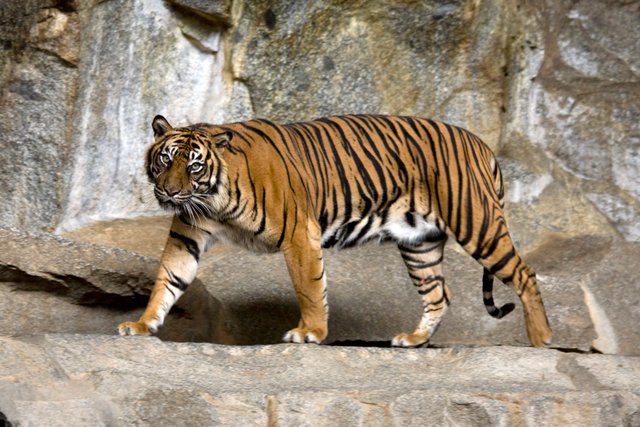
[118,320,154,336]
[283,327,327,344]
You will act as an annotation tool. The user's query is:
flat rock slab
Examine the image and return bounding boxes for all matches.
[0,225,156,302]
[0,334,638,426]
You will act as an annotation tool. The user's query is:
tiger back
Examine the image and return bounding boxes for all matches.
[118,114,552,348]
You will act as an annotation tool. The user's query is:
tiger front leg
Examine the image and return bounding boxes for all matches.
[118,265,191,336]
[118,215,206,336]
[281,237,328,344]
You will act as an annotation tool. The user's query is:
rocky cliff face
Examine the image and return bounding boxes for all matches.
[1,0,638,248]
[1,0,232,232]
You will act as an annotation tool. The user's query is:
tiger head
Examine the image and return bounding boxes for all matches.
[146,115,233,219]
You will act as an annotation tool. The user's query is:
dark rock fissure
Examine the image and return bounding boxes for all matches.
[0,411,13,427]
[1,265,148,310]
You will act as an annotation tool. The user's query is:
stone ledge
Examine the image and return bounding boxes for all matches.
[0,334,638,426]
[0,225,155,301]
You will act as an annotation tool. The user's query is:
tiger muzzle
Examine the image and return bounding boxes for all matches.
[154,186,192,207]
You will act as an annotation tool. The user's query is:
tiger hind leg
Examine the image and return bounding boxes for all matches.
[392,236,451,347]
[475,234,552,347]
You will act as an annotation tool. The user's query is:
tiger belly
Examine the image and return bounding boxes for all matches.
[320,212,442,248]
[383,214,442,244]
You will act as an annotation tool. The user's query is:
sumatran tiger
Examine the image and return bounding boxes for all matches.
[118,114,552,348]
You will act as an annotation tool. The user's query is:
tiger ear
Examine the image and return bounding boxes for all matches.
[152,115,173,138]
[211,131,232,150]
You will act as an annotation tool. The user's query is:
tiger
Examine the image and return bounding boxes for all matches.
[118,114,552,348]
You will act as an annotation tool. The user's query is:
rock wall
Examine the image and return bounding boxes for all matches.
[0,0,79,231]
[501,0,640,248]
[228,0,508,142]
[0,0,638,250]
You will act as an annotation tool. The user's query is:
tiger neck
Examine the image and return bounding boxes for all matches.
[203,169,236,223]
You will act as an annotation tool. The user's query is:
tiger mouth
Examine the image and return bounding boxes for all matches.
[154,190,213,219]
[154,186,190,204]
[156,198,184,210]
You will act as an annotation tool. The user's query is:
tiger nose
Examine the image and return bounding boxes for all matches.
[165,185,182,197]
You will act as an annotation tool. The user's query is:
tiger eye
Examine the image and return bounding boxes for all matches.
[189,162,203,173]
[160,154,171,164]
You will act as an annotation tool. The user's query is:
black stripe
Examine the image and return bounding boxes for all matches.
[169,231,200,261]
[364,117,407,191]
[420,274,445,284]
[483,269,515,319]
[312,266,325,281]
[276,204,288,248]
[405,212,416,227]
[164,284,176,298]
[488,247,516,276]
[398,241,443,254]
[354,180,373,218]
[240,122,295,192]
[418,282,441,295]
[394,117,430,180]
[166,269,189,291]
[316,118,353,224]
[424,294,447,308]
[254,189,267,235]
[406,255,445,270]
[348,216,376,246]
[471,203,493,259]
[337,116,385,202]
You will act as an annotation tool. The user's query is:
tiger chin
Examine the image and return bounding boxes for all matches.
[118,114,552,348]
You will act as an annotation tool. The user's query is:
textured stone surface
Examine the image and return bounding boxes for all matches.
[0,225,227,344]
[0,0,231,232]
[0,225,155,301]
[501,0,640,246]
[0,334,638,426]
[0,1,79,232]
[167,0,231,25]
[527,235,640,356]
[58,0,230,232]
[228,0,508,146]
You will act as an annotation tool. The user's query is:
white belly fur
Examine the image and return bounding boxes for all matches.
[382,214,441,245]
[320,212,442,248]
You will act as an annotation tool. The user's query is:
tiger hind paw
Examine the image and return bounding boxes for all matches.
[391,332,430,348]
